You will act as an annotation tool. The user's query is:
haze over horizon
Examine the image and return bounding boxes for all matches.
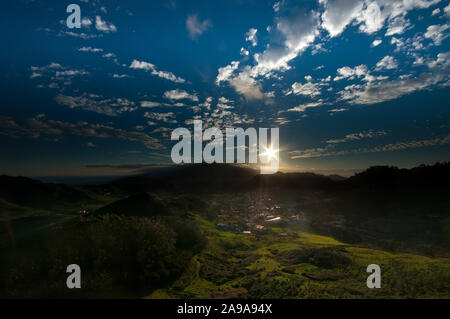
[1,0,449,177]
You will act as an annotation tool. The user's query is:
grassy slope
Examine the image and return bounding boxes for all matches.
[147,215,450,299]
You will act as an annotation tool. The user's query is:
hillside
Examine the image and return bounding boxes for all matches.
[96,192,172,217]
[0,175,97,211]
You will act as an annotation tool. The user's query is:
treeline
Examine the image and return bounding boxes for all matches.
[0,214,205,298]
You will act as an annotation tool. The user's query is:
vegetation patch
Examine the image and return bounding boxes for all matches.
[279,247,352,269]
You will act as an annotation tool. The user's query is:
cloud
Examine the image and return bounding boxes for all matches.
[334,64,369,81]
[287,101,323,112]
[144,112,177,123]
[95,16,117,33]
[102,52,116,59]
[113,74,129,79]
[338,68,449,105]
[54,94,137,116]
[29,63,88,85]
[228,71,264,100]
[78,46,103,52]
[431,8,440,15]
[427,51,450,69]
[285,80,322,97]
[424,24,449,45]
[129,59,185,83]
[251,7,319,77]
[216,61,240,85]
[140,101,162,108]
[289,134,450,159]
[216,2,320,99]
[375,55,398,70]
[163,89,199,102]
[81,17,92,28]
[217,97,234,109]
[240,47,249,56]
[321,0,364,37]
[326,130,388,144]
[186,14,211,39]
[320,0,442,37]
[245,28,258,46]
[328,107,348,114]
[371,39,382,47]
[0,115,163,149]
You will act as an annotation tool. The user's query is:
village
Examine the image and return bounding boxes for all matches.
[210,192,306,236]
[207,191,352,240]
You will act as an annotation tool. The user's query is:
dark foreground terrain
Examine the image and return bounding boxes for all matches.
[0,163,449,298]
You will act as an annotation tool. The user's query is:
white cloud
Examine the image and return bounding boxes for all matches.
[245,28,258,46]
[216,61,240,84]
[286,81,321,97]
[81,17,92,28]
[320,0,442,37]
[163,89,199,102]
[228,71,264,100]
[371,39,382,47]
[54,94,137,116]
[375,55,398,70]
[95,16,117,33]
[326,130,388,144]
[140,101,162,108]
[78,46,103,52]
[129,59,185,83]
[102,52,116,59]
[385,15,411,36]
[445,3,450,18]
[113,74,129,79]
[29,63,88,84]
[240,47,249,56]
[289,134,450,159]
[334,64,369,81]
[338,67,449,105]
[431,8,440,15]
[186,14,211,39]
[287,101,323,112]
[217,5,320,99]
[321,0,364,37]
[144,112,177,123]
[314,65,325,70]
[424,24,449,45]
[427,51,450,69]
[328,107,348,113]
[2,115,163,149]
[357,1,384,33]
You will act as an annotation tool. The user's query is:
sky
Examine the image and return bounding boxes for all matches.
[0,0,449,178]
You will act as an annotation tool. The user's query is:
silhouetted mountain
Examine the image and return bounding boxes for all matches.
[106,175,173,194]
[327,174,347,182]
[0,175,95,210]
[96,192,172,217]
[341,162,450,190]
[251,172,335,190]
[1,162,449,212]
[105,164,259,193]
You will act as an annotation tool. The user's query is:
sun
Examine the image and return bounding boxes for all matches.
[261,146,277,160]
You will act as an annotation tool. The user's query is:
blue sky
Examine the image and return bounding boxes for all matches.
[0,0,449,177]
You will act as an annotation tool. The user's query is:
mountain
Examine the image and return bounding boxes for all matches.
[0,175,95,210]
[96,192,172,217]
[105,164,259,193]
[251,172,335,190]
[340,162,450,190]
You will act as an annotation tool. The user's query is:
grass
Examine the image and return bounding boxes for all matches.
[147,214,450,299]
